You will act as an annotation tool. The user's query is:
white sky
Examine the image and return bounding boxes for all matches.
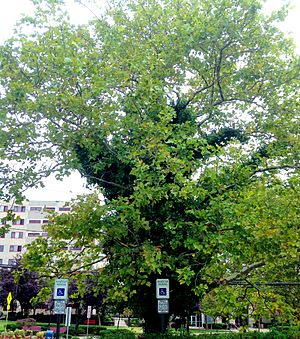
[0,0,299,201]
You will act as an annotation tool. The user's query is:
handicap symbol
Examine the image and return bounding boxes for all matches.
[57,288,65,296]
[159,288,167,296]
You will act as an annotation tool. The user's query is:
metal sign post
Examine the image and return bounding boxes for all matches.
[4,292,12,339]
[156,279,169,333]
[65,307,71,339]
[86,306,92,337]
[54,279,69,339]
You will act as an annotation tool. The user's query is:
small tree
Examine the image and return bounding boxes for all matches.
[0,259,44,317]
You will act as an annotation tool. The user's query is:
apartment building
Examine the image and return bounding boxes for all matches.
[0,200,70,266]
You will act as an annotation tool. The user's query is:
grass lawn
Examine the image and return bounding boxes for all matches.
[104,326,143,334]
[0,320,16,331]
[190,329,230,333]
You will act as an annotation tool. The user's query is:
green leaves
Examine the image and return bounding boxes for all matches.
[1,0,299,327]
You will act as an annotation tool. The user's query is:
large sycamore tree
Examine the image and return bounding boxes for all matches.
[0,0,300,331]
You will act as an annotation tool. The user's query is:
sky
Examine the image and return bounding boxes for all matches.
[0,0,299,202]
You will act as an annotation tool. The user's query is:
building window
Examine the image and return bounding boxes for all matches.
[14,206,26,212]
[59,207,71,212]
[30,206,42,211]
[28,220,41,224]
[43,220,49,224]
[28,232,40,237]
[0,245,4,252]
[42,232,48,237]
[0,205,8,212]
[9,245,22,252]
[45,207,56,211]
[12,219,25,225]
[11,232,23,239]
[0,259,2,264]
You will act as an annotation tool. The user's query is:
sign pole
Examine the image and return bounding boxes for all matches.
[156,279,169,333]
[4,291,12,338]
[56,314,60,339]
[53,279,69,339]
[86,306,92,338]
[66,322,69,339]
[160,314,166,333]
[65,307,71,339]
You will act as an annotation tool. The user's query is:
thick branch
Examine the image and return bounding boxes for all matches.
[208,261,265,290]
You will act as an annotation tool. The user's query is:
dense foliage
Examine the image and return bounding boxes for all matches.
[0,260,44,316]
[0,0,300,332]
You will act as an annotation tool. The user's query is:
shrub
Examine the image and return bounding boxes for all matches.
[125,318,143,327]
[210,323,228,330]
[16,319,36,327]
[67,324,107,336]
[87,325,104,334]
[6,325,21,331]
[14,329,25,337]
[25,330,33,336]
[102,321,114,326]
[99,328,136,338]
[98,326,108,332]
[68,326,86,336]
[138,334,195,339]
[7,331,15,338]
[138,330,300,339]
[36,331,46,338]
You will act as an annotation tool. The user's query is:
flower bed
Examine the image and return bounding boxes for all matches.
[22,327,42,332]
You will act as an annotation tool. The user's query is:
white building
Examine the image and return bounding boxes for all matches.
[0,200,70,266]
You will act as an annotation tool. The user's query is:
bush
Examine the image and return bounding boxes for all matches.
[14,329,25,337]
[87,325,105,334]
[7,330,15,338]
[66,324,107,335]
[68,326,86,336]
[138,329,300,339]
[125,318,143,327]
[210,323,228,330]
[269,326,299,339]
[16,319,36,327]
[99,328,136,338]
[25,330,33,336]
[102,321,114,326]
[98,326,108,332]
[138,334,197,339]
[6,324,22,331]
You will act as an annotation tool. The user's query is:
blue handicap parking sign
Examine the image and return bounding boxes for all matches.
[159,288,167,296]
[57,288,65,296]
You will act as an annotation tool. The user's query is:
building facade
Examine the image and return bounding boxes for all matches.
[0,200,70,266]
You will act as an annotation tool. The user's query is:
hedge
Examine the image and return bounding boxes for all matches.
[138,328,300,339]
[99,329,136,338]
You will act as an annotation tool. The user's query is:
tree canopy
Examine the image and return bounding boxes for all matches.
[1,0,300,331]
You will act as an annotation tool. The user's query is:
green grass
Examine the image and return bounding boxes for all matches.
[190,329,231,333]
[0,320,16,332]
